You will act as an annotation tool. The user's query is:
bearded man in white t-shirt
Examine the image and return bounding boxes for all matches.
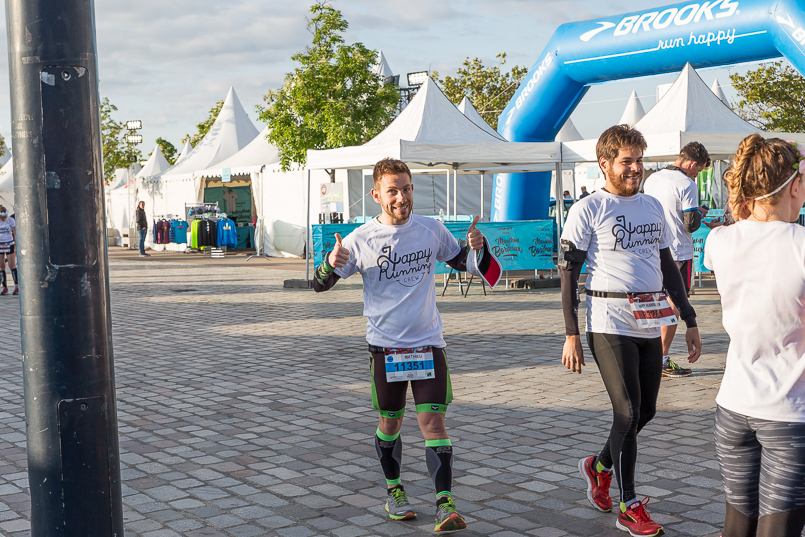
[560,125,702,537]
[643,142,710,378]
[313,158,495,533]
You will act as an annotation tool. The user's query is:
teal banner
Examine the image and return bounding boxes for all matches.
[312,219,556,273]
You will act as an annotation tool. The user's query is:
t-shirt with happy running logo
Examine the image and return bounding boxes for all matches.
[335,214,462,348]
[0,216,15,245]
[560,189,672,338]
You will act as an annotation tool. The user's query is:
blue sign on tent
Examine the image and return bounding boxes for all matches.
[222,168,231,183]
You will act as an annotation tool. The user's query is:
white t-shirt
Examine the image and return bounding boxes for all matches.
[561,190,672,338]
[335,215,462,348]
[704,220,805,422]
[643,168,699,261]
[0,216,15,245]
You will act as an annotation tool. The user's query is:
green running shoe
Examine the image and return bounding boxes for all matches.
[385,485,416,520]
[662,358,692,378]
[434,497,467,533]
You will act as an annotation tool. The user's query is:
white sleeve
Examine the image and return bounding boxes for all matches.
[680,181,699,212]
[703,229,717,271]
[435,222,462,263]
[560,203,592,251]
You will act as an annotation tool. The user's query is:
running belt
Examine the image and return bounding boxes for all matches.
[583,288,662,299]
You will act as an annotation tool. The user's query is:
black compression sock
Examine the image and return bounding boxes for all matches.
[596,440,613,470]
[425,439,453,498]
[375,428,402,486]
[10,268,17,285]
[0,271,5,288]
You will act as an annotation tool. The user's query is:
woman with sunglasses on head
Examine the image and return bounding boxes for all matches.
[0,205,17,295]
[704,134,805,537]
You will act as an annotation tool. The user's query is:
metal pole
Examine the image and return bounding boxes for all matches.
[480,173,484,222]
[453,169,457,219]
[6,0,124,534]
[445,170,449,219]
[306,169,311,281]
[361,171,366,222]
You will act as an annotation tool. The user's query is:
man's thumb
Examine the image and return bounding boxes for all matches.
[468,215,480,232]
[334,233,342,246]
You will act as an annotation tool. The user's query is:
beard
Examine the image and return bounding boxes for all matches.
[607,169,642,196]
[382,198,413,223]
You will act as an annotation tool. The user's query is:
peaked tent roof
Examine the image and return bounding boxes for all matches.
[136,144,171,179]
[174,141,192,165]
[197,126,280,178]
[0,158,13,208]
[372,50,394,80]
[635,64,754,134]
[458,97,505,140]
[618,90,646,127]
[108,163,142,189]
[307,77,560,172]
[555,119,582,142]
[711,78,730,106]
[163,87,259,177]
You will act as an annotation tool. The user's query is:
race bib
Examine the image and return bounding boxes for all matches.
[628,293,678,328]
[384,347,435,382]
[0,243,10,254]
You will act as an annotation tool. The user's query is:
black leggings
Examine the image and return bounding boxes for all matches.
[587,332,663,504]
[716,405,805,537]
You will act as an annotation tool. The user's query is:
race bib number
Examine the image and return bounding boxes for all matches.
[0,243,9,254]
[384,347,435,383]
[628,293,678,328]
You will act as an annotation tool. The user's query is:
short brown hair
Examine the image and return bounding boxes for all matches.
[372,158,411,187]
[596,124,647,164]
[679,141,710,167]
[725,134,799,216]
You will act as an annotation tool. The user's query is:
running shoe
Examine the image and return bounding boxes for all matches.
[0,287,6,296]
[662,359,692,378]
[434,497,467,532]
[579,456,612,512]
[11,287,17,296]
[384,486,416,521]
[616,497,664,536]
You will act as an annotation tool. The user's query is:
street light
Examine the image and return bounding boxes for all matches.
[125,134,142,144]
[126,120,142,130]
[125,120,143,250]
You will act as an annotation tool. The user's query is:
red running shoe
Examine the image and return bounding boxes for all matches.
[616,497,664,536]
[578,456,612,512]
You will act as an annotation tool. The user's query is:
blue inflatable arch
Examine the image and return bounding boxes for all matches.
[492,0,805,221]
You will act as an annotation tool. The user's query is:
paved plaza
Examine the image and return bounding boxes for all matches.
[0,251,740,536]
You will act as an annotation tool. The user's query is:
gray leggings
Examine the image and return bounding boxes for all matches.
[715,405,805,537]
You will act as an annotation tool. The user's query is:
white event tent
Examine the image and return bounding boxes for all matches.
[174,142,192,166]
[0,158,13,209]
[618,90,646,127]
[458,97,505,140]
[711,78,730,107]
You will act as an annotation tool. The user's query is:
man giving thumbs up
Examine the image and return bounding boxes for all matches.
[312,158,492,533]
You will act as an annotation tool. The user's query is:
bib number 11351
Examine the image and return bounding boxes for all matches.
[628,293,678,329]
[385,347,435,382]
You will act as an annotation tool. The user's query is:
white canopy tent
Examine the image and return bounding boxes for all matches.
[458,97,505,140]
[0,158,13,209]
[555,119,582,142]
[136,144,171,179]
[711,78,730,107]
[372,50,394,82]
[174,142,192,166]
[619,90,646,127]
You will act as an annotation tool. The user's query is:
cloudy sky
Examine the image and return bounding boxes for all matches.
[0,0,766,155]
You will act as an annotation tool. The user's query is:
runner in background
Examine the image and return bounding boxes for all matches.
[0,206,18,296]
[560,125,701,537]
[313,158,498,533]
[705,135,805,537]
[643,142,710,378]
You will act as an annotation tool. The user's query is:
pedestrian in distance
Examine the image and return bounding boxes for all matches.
[643,142,711,378]
[704,134,805,537]
[579,186,590,199]
[313,157,498,533]
[0,205,18,296]
[559,125,702,537]
[135,201,149,257]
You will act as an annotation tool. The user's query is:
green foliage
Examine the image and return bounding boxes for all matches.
[432,53,528,131]
[182,100,224,147]
[0,136,7,167]
[100,97,141,183]
[730,61,805,132]
[257,1,399,172]
[154,137,178,165]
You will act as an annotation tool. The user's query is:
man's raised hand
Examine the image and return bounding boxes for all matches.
[328,233,350,268]
[467,215,484,250]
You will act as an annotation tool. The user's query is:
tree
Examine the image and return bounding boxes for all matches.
[730,61,805,132]
[0,136,7,168]
[182,100,224,148]
[432,53,528,131]
[100,97,141,183]
[154,137,178,165]
[257,1,399,177]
